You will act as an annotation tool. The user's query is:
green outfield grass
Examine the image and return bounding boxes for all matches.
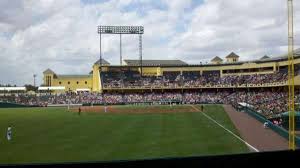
[0,105,249,164]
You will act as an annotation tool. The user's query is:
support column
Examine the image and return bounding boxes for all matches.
[120,34,122,65]
[139,34,143,77]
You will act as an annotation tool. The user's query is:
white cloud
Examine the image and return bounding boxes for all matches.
[171,0,300,62]
[0,0,299,85]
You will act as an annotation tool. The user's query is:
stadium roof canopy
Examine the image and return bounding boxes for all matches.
[260,55,270,60]
[225,52,240,58]
[211,56,223,62]
[43,68,55,74]
[94,59,110,65]
[124,59,188,66]
[0,87,26,91]
[254,48,300,63]
[38,86,65,90]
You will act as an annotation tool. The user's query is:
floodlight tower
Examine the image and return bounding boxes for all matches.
[97,26,144,76]
[287,0,295,150]
[33,74,37,87]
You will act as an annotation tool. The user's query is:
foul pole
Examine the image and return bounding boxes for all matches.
[287,0,295,150]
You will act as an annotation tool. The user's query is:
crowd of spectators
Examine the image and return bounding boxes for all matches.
[102,71,288,89]
[0,90,294,118]
[0,68,295,118]
[225,91,289,118]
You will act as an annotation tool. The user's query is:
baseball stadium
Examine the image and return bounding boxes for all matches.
[1,44,300,164]
[1,3,300,166]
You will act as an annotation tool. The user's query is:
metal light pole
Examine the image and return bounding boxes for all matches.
[33,74,37,87]
[97,25,144,70]
[120,34,122,65]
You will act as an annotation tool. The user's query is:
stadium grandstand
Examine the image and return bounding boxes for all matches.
[2,49,300,122]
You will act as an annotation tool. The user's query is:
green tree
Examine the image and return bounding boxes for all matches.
[24,84,38,92]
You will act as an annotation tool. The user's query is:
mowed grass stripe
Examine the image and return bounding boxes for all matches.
[0,108,144,163]
[101,115,162,160]
[0,106,249,164]
[195,105,250,152]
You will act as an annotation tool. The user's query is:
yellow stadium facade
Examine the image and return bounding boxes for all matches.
[43,51,300,93]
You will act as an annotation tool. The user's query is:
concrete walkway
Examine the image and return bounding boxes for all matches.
[223,105,288,152]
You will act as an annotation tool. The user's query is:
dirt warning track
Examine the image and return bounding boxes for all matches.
[70,105,198,114]
[223,105,288,152]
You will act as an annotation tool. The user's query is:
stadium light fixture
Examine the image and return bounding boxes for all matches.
[97,26,144,76]
[98,26,144,34]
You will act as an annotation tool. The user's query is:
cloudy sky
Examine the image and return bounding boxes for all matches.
[0,0,299,86]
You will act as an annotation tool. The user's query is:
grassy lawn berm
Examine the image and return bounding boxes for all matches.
[0,105,249,164]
